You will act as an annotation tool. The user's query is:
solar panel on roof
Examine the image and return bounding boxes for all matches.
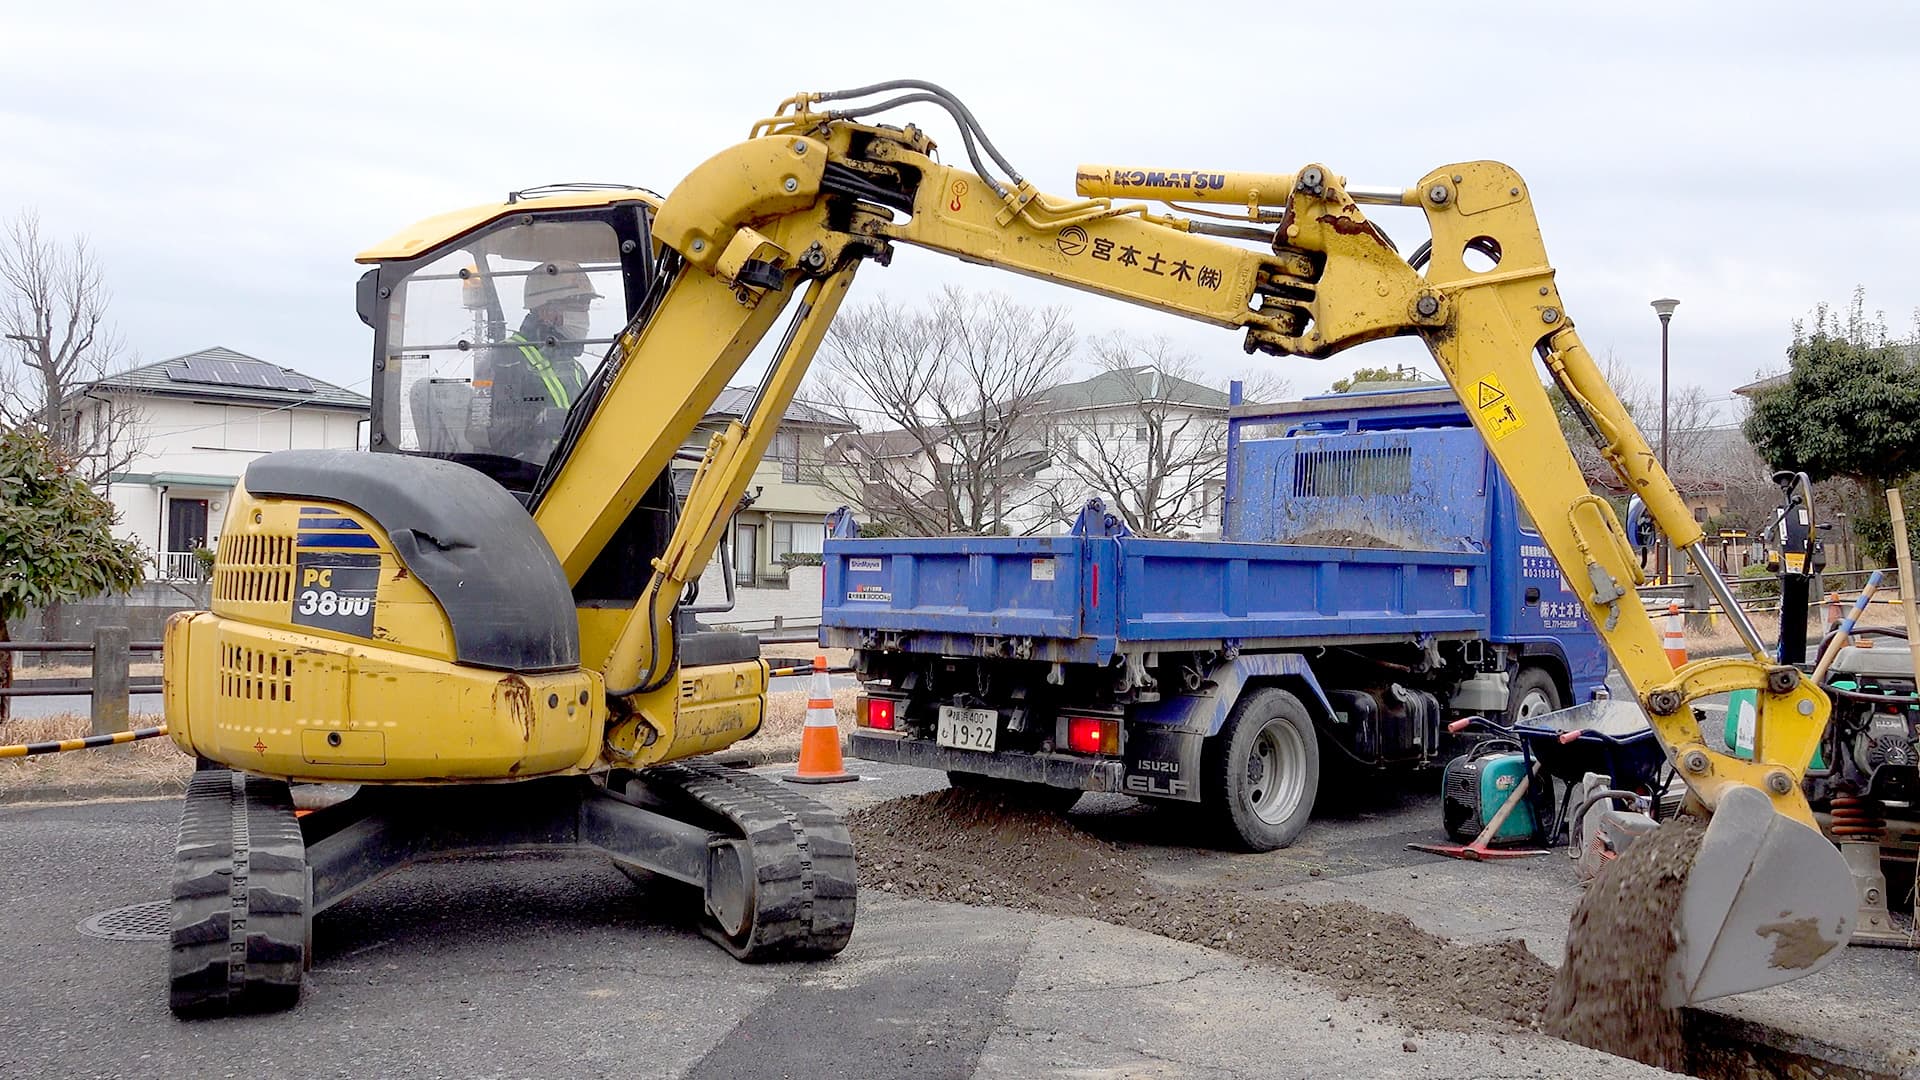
[165,357,314,393]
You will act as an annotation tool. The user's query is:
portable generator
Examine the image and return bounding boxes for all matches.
[1440,742,1547,845]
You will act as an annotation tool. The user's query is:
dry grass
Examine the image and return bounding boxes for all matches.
[727,686,861,764]
[0,712,193,798]
[1681,592,1912,658]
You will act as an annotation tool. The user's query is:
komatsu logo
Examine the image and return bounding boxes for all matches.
[1109,169,1227,192]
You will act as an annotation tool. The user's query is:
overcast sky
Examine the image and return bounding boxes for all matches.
[6,2,1917,424]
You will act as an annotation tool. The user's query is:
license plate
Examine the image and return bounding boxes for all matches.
[937,706,999,752]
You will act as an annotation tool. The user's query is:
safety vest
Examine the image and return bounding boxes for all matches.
[507,332,585,409]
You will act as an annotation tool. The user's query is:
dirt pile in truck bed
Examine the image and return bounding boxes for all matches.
[847,788,1555,1033]
[1544,814,1705,1072]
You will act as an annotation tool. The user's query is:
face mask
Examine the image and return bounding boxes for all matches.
[556,310,591,340]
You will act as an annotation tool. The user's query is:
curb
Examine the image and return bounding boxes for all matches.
[0,779,187,806]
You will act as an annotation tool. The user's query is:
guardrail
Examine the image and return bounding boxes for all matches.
[0,629,164,735]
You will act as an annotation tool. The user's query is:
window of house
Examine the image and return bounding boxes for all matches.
[770,430,822,484]
[770,520,827,564]
[1134,425,1149,444]
[868,457,885,482]
[772,431,796,481]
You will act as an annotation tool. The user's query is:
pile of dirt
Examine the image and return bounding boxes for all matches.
[1284,529,1405,550]
[1544,814,1706,1072]
[848,789,1556,1033]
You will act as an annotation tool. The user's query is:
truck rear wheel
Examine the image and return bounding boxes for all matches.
[946,771,1082,813]
[1202,688,1319,851]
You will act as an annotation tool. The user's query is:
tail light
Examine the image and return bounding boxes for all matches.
[1065,716,1119,755]
[859,696,896,731]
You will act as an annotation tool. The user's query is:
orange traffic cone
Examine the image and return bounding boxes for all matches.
[785,655,857,784]
[1663,602,1689,667]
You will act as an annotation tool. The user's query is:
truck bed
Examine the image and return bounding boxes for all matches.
[821,535,1489,665]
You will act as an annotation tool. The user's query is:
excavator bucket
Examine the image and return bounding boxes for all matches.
[1666,785,1857,1005]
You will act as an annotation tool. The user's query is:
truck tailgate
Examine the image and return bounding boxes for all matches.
[823,534,1488,662]
[821,536,1110,661]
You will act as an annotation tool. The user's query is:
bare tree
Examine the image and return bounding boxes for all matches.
[1229,365,1294,407]
[1052,335,1249,537]
[813,286,1073,535]
[1,210,144,481]
[1553,352,1714,482]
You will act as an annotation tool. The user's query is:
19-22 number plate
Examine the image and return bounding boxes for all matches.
[937,706,998,752]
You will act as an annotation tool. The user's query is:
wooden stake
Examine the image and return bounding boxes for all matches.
[1887,489,1920,685]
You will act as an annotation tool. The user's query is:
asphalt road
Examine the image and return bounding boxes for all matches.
[5,741,1917,1078]
[1,767,1696,1080]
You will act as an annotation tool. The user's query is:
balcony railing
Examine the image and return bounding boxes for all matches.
[157,550,209,581]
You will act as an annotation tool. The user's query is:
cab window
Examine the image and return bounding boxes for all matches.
[372,208,646,492]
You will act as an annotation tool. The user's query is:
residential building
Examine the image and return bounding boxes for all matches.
[682,387,857,587]
[831,364,1232,538]
[81,346,369,580]
[1026,364,1231,537]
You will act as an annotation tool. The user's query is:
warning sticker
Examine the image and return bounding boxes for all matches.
[1031,557,1056,582]
[1473,373,1525,441]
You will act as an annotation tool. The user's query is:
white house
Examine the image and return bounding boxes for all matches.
[80,346,369,580]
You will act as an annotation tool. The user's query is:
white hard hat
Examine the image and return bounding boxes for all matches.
[523,260,602,309]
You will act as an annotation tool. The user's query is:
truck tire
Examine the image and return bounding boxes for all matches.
[1201,688,1319,851]
[946,771,1082,813]
[1507,666,1563,723]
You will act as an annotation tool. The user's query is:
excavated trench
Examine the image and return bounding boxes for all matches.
[845,789,1899,1079]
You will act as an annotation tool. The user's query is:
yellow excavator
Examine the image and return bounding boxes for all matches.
[160,80,1855,1016]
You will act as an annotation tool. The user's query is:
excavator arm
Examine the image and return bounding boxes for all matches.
[559,82,1852,1000]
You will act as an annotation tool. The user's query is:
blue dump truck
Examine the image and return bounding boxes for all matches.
[822,387,1608,850]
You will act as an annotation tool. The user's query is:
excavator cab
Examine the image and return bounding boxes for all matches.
[354,191,656,496]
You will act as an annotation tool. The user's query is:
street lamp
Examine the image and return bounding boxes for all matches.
[1650,298,1680,581]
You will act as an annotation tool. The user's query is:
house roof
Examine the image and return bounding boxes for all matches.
[84,346,370,411]
[943,365,1231,427]
[832,427,928,459]
[1732,372,1788,397]
[702,386,857,432]
[1037,365,1229,413]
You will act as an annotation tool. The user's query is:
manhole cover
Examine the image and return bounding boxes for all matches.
[79,900,169,942]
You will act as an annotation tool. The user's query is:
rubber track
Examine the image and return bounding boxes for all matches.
[645,761,857,961]
[168,770,309,1017]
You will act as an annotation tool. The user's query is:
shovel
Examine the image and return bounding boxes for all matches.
[1664,785,1857,1004]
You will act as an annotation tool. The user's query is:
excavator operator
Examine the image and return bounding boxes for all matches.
[488,259,594,461]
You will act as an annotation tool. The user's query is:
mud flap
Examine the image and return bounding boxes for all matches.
[1667,786,1857,1005]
